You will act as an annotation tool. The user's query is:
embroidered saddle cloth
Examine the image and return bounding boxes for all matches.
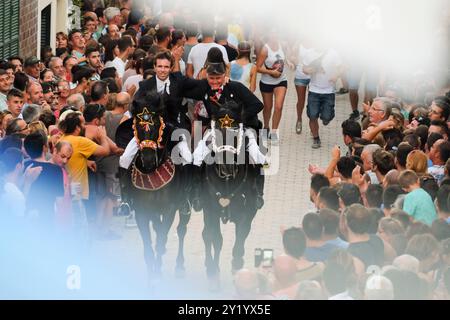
[131,158,175,191]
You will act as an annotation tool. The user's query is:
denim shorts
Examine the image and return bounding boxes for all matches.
[306,91,336,122]
[294,78,310,87]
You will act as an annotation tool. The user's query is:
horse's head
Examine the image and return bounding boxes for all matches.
[208,99,247,181]
[131,90,168,173]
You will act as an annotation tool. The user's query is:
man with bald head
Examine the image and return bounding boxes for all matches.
[115,92,132,123]
[233,269,273,300]
[271,254,300,299]
[52,140,73,167]
[392,254,420,273]
[115,92,130,111]
[233,269,260,299]
[25,81,51,111]
[107,24,121,40]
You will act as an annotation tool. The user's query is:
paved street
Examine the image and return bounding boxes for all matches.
[89,71,354,299]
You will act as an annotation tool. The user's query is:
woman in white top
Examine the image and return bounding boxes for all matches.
[230,41,257,92]
[256,29,288,142]
[289,40,314,134]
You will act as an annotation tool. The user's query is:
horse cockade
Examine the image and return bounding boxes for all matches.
[134,107,166,150]
[218,114,235,129]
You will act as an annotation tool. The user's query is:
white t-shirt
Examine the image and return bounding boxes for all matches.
[122,68,137,85]
[306,49,343,94]
[122,74,143,93]
[105,57,127,78]
[295,45,314,80]
[0,182,26,218]
[0,93,7,111]
[187,43,229,79]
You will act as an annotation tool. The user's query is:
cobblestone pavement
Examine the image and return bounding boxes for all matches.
[89,71,354,299]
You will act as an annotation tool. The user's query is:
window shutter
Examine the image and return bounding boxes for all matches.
[41,4,52,50]
[0,0,20,59]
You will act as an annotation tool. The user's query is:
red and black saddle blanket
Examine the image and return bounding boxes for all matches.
[131,158,175,191]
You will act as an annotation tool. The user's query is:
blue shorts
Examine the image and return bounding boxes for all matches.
[306,92,336,122]
[294,78,310,87]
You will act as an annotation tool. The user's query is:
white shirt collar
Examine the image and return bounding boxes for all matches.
[156,77,170,94]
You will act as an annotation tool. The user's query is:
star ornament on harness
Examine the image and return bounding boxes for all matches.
[137,107,154,126]
[218,114,235,128]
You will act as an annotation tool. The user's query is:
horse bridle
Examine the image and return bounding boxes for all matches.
[205,120,244,156]
[133,107,166,151]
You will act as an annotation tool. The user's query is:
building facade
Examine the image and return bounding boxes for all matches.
[0,0,68,59]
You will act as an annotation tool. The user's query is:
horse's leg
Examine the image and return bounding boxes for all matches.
[232,205,258,273]
[202,204,223,275]
[175,208,191,278]
[154,207,177,275]
[135,209,155,279]
[203,204,223,293]
[202,206,214,275]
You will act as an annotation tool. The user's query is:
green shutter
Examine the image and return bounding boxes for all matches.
[41,4,51,49]
[0,0,20,59]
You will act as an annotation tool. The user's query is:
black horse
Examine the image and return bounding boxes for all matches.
[116,93,192,279]
[194,101,264,290]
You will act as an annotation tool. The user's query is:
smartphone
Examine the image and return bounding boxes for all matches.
[261,249,273,268]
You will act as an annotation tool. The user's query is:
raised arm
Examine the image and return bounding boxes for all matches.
[92,126,111,157]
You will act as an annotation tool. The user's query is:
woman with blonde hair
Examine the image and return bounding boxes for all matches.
[406,150,428,176]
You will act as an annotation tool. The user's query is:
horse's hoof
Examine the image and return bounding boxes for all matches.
[117,202,131,216]
[231,258,244,274]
